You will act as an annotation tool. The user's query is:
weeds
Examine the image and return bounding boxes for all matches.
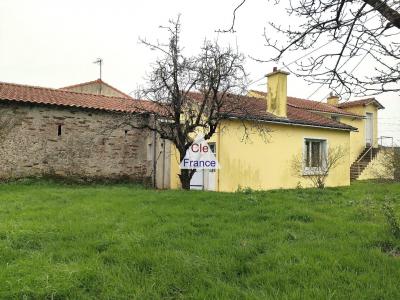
[382,200,400,239]
[236,185,255,194]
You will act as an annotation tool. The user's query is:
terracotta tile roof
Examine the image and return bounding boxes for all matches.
[250,90,364,117]
[0,81,156,113]
[338,98,384,109]
[287,97,364,117]
[219,94,356,131]
[0,82,355,131]
[188,92,355,130]
[60,79,134,99]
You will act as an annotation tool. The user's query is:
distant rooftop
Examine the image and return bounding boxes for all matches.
[60,79,133,100]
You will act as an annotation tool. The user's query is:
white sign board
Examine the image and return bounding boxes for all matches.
[180,134,220,170]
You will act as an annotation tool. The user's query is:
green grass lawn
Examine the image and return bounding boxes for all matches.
[0,180,400,299]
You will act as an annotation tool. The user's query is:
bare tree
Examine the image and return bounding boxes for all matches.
[135,17,253,190]
[371,146,400,181]
[222,0,400,97]
[292,145,347,188]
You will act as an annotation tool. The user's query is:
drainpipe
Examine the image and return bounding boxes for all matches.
[217,124,221,191]
[152,118,157,188]
[162,139,166,189]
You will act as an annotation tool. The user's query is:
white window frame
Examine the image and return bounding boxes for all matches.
[208,142,217,173]
[303,138,328,175]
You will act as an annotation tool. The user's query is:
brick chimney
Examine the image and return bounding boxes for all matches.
[327,92,339,106]
[266,67,289,118]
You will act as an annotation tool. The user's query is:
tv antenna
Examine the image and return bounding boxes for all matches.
[93,58,103,80]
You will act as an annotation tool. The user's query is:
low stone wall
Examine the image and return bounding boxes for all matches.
[0,102,152,182]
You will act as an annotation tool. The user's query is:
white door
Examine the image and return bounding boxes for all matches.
[204,143,216,191]
[204,170,216,191]
[365,113,373,146]
[190,170,204,190]
[189,143,217,191]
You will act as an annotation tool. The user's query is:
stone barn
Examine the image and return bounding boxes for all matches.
[0,79,170,188]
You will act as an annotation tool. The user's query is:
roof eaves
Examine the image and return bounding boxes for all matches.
[0,97,126,114]
[223,113,357,131]
[287,103,364,118]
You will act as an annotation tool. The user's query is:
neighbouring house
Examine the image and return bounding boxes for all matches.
[0,70,387,191]
[169,68,386,191]
[61,79,134,99]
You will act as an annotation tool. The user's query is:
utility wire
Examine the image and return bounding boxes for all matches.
[248,75,267,87]
[307,84,326,99]
[245,8,377,97]
[249,35,337,92]
[283,40,334,69]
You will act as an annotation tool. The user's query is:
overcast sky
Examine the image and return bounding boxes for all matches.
[0,0,399,143]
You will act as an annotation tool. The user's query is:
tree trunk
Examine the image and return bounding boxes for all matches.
[179,169,192,190]
[178,149,194,190]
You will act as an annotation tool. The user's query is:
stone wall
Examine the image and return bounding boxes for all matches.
[0,102,152,182]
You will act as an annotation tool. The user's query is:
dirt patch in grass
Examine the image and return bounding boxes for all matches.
[373,240,400,257]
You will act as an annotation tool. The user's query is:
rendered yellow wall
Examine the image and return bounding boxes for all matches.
[341,104,379,148]
[217,120,350,191]
[339,116,366,163]
[340,104,379,164]
[170,120,351,191]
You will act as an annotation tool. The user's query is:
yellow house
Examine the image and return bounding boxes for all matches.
[169,68,385,191]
